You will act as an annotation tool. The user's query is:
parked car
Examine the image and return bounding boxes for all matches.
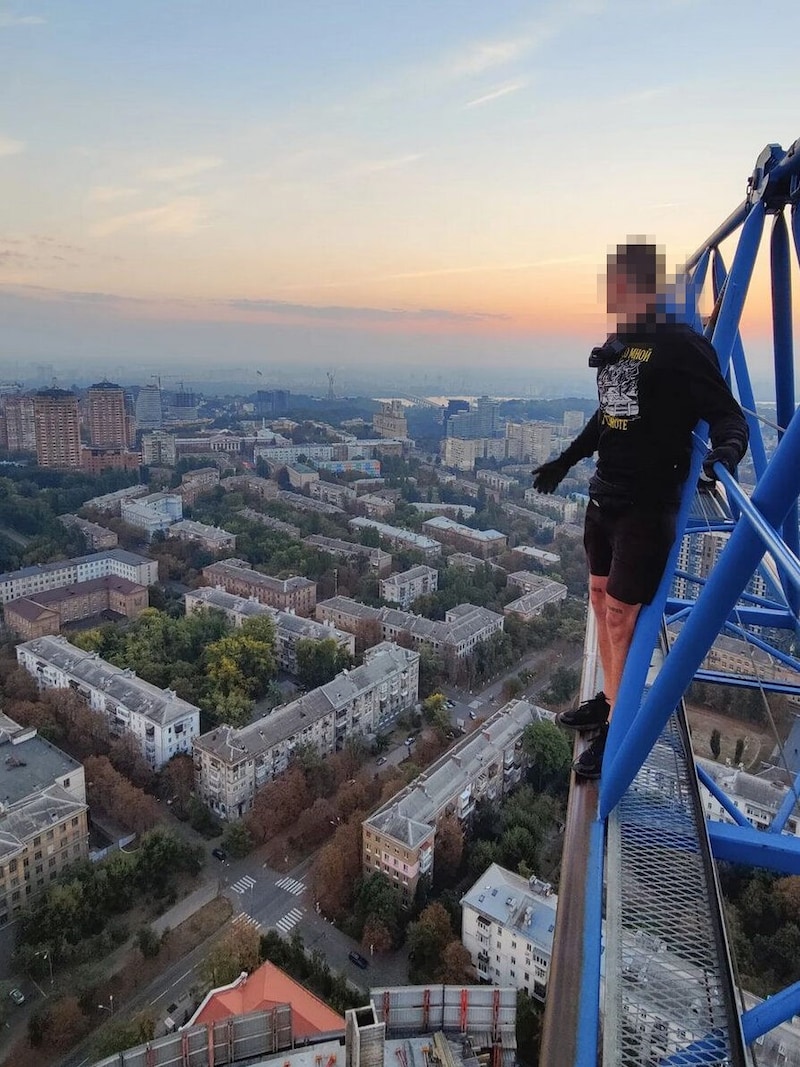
[469,711,477,720]
[211,847,227,862]
[406,736,416,745]
[376,756,388,766]
[445,700,456,709]
[348,951,369,969]
[8,988,24,1005]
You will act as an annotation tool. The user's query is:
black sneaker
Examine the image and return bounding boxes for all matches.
[557,692,610,732]
[572,724,608,780]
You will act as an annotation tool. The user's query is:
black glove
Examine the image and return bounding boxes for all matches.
[532,456,571,494]
[702,444,741,482]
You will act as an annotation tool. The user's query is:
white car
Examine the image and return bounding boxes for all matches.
[8,988,24,1005]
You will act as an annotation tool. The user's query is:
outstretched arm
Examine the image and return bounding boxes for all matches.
[532,410,600,493]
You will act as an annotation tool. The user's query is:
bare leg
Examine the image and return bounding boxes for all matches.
[589,575,614,699]
[602,593,641,712]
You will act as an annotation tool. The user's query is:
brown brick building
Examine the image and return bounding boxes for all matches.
[202,559,317,615]
[4,575,148,639]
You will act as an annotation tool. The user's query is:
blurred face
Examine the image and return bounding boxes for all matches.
[606,266,657,326]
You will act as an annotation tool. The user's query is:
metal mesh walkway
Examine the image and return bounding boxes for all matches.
[604,709,746,1067]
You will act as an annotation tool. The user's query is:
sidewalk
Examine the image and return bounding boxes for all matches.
[152,879,219,936]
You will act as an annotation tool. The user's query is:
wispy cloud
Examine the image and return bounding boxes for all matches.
[228,297,506,323]
[347,153,422,177]
[91,197,211,237]
[0,134,25,157]
[88,185,141,204]
[141,156,224,184]
[442,36,533,81]
[382,255,597,281]
[464,79,528,109]
[0,13,45,27]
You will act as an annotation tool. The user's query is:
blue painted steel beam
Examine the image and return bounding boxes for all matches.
[770,770,800,834]
[708,821,800,874]
[714,465,800,593]
[712,251,768,480]
[601,362,800,816]
[575,817,605,1067]
[685,519,736,532]
[685,200,748,272]
[664,598,794,630]
[721,620,800,674]
[695,764,752,829]
[671,571,785,611]
[658,1031,730,1066]
[741,979,800,1043]
[694,670,800,698]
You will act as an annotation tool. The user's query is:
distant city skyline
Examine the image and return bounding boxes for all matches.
[1,1,798,388]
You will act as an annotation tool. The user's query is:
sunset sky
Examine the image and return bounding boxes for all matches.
[1,1,799,391]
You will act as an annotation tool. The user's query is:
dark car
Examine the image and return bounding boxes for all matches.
[376,756,388,766]
[348,950,369,969]
[211,847,227,862]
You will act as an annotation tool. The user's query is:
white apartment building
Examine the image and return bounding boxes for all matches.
[363,700,551,900]
[193,643,419,819]
[379,565,439,609]
[0,548,158,605]
[16,636,200,770]
[168,519,236,552]
[697,757,800,836]
[349,518,440,561]
[121,492,183,538]
[184,586,355,672]
[461,864,557,1001]
[503,576,568,620]
[82,484,149,514]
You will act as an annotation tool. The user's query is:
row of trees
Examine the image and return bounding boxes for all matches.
[72,607,278,726]
[14,828,203,978]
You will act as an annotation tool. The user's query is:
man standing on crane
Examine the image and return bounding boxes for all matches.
[532,239,748,779]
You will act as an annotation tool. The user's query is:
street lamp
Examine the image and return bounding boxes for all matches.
[97,995,114,1014]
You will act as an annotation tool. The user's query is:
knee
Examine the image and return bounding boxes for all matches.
[605,603,634,642]
[589,584,607,618]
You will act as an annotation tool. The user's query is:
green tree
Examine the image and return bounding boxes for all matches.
[222,821,254,859]
[295,637,354,689]
[354,873,404,943]
[522,721,572,792]
[734,737,745,765]
[406,902,454,983]
[710,728,721,759]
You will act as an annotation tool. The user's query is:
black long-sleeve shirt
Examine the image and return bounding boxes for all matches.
[562,322,749,503]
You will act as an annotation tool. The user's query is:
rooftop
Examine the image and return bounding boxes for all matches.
[349,517,439,552]
[382,565,437,584]
[195,642,418,763]
[422,516,506,542]
[17,635,199,727]
[461,862,558,949]
[0,783,87,862]
[0,727,81,809]
[190,960,345,1038]
[0,548,153,586]
[366,700,552,846]
[187,588,349,642]
[204,559,315,593]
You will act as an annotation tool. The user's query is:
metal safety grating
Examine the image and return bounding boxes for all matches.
[605,710,747,1067]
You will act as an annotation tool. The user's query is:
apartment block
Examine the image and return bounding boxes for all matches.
[522,491,582,524]
[503,576,567,621]
[87,382,129,449]
[34,389,81,469]
[202,558,316,615]
[0,712,89,926]
[309,481,358,508]
[372,400,408,440]
[194,643,419,819]
[379,566,439,609]
[511,546,560,569]
[81,484,149,515]
[349,518,440,561]
[121,492,183,538]
[448,553,506,576]
[80,446,141,475]
[363,700,549,900]
[304,535,392,577]
[4,575,148,639]
[220,475,279,500]
[286,463,319,490]
[0,548,158,605]
[239,508,301,539]
[59,514,119,551]
[409,502,477,520]
[277,489,345,517]
[476,470,519,495]
[421,516,507,559]
[696,757,800,835]
[179,466,220,505]
[16,636,200,770]
[316,596,504,661]
[168,519,236,552]
[2,395,37,452]
[184,586,355,672]
[461,863,556,1001]
[141,431,177,467]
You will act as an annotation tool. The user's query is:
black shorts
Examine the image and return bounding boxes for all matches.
[583,499,678,606]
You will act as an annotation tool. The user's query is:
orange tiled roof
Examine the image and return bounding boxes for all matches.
[193,960,345,1038]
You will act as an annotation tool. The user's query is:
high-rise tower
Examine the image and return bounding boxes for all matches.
[135,383,162,430]
[33,389,81,469]
[87,381,128,448]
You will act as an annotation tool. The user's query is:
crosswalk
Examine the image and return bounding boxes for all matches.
[232,875,256,894]
[275,876,306,896]
[275,907,303,935]
[232,911,261,931]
